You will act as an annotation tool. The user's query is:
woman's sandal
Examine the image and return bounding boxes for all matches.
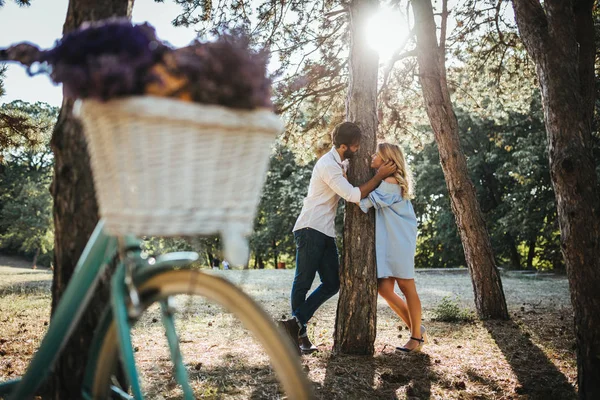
[421,325,428,344]
[396,336,425,353]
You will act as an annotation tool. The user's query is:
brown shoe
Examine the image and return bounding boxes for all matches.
[278,318,300,353]
[299,335,318,354]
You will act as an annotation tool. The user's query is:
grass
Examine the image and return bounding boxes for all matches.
[0,255,577,399]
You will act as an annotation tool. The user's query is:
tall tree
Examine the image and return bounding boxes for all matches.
[511,0,600,397]
[0,101,57,268]
[48,1,134,398]
[412,0,508,319]
[412,103,562,271]
[333,0,379,355]
[0,75,44,155]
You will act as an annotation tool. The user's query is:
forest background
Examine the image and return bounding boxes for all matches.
[1,0,599,273]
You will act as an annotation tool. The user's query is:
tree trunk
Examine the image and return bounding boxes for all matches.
[257,255,265,269]
[31,248,39,269]
[333,0,379,355]
[526,236,536,270]
[412,0,508,319]
[512,1,600,397]
[49,1,134,398]
[507,234,521,270]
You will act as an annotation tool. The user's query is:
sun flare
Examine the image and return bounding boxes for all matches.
[366,6,410,61]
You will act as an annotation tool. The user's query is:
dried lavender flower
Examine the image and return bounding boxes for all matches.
[40,18,168,100]
[1,20,274,110]
[163,34,273,110]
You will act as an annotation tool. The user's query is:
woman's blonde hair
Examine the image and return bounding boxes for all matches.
[377,142,414,199]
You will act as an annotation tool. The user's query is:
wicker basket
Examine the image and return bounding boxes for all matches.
[74,96,283,265]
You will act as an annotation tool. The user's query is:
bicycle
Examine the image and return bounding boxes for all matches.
[0,96,313,399]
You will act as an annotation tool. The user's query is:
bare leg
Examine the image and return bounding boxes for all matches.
[396,278,422,350]
[377,278,411,329]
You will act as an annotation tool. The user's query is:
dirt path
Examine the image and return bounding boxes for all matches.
[0,261,576,399]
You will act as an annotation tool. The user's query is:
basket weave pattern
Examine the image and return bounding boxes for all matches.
[75,96,282,264]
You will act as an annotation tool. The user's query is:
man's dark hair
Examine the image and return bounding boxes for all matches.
[332,122,362,148]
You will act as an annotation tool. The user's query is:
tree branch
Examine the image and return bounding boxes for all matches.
[511,0,549,64]
[439,0,449,71]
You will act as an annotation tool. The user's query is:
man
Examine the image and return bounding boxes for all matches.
[280,122,396,354]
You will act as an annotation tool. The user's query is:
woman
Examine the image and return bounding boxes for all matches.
[359,142,425,352]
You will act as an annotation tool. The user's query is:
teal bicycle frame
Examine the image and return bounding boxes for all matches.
[0,220,199,399]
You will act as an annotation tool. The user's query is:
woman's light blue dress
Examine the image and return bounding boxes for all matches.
[359,181,418,279]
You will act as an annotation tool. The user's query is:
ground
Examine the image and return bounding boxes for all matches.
[0,254,577,399]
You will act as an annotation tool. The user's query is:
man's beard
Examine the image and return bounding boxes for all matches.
[343,148,357,159]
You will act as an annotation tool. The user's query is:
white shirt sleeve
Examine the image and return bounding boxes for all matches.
[320,162,362,203]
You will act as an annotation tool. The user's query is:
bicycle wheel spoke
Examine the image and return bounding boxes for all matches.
[89,270,312,399]
[159,298,194,400]
[110,384,134,399]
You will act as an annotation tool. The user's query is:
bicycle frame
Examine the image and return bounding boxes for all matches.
[0,220,199,399]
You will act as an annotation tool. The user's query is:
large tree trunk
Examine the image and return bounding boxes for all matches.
[333,0,379,355]
[412,0,508,319]
[512,1,600,397]
[49,1,134,398]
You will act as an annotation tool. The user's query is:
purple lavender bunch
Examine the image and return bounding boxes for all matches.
[170,34,273,109]
[40,19,168,100]
[1,21,274,109]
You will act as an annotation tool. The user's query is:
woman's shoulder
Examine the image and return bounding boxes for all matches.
[383,177,397,184]
[378,180,402,195]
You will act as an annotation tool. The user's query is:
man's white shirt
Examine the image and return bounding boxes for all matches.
[293,147,361,237]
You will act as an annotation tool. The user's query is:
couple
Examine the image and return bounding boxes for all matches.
[279,122,425,354]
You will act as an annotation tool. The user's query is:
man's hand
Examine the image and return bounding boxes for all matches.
[357,161,397,199]
[375,161,396,179]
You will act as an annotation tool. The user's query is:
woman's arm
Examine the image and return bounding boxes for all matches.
[358,189,398,213]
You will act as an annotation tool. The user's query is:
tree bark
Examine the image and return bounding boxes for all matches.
[333,0,379,355]
[257,255,265,269]
[31,248,39,269]
[412,0,508,319]
[49,1,134,398]
[511,1,600,397]
[272,239,278,267]
[507,235,521,270]
[526,236,536,270]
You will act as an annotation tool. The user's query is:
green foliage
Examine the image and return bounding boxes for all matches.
[412,97,562,270]
[1,100,55,155]
[141,237,194,257]
[432,296,474,323]
[450,1,537,118]
[0,0,32,7]
[249,144,314,268]
[0,66,5,98]
[0,101,57,266]
[0,178,53,255]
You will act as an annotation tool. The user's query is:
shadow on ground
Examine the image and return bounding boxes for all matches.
[314,347,433,399]
[484,319,577,399]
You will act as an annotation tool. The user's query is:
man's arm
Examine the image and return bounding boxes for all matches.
[321,160,397,202]
[357,161,396,199]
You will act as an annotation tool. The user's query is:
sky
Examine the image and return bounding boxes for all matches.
[0,0,199,107]
[0,1,419,108]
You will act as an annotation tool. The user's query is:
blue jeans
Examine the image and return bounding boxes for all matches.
[291,228,340,329]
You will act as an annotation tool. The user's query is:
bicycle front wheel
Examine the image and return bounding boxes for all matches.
[87,269,312,399]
